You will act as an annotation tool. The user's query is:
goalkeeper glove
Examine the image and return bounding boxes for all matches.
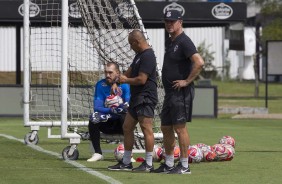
[110,102,129,114]
[89,112,111,124]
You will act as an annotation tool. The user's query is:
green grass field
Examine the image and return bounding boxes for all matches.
[1,117,282,184]
[213,80,282,113]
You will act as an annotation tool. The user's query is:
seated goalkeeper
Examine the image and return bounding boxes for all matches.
[87,62,130,162]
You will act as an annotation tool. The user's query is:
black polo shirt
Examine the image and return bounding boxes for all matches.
[162,32,197,94]
[129,48,158,107]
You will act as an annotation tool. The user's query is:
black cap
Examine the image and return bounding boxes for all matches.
[163,10,182,21]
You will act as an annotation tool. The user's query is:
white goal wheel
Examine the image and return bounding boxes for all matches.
[24,132,39,145]
[62,146,79,160]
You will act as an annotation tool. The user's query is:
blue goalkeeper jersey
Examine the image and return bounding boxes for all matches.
[93,79,130,116]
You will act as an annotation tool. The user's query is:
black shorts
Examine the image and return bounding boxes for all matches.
[160,86,194,125]
[128,103,155,120]
[98,115,125,135]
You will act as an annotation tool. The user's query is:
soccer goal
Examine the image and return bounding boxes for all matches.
[23,0,164,160]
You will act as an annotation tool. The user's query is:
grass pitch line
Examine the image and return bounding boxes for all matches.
[0,134,122,184]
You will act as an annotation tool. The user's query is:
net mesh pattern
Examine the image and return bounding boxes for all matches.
[28,0,163,133]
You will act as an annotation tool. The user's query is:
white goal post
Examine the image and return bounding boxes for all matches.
[23,0,165,159]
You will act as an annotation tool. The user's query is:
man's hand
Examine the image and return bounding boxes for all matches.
[172,80,189,91]
[89,112,99,123]
[111,83,122,95]
[119,74,128,83]
[89,112,111,124]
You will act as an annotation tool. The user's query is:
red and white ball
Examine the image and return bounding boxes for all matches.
[114,143,125,161]
[173,145,181,161]
[212,144,230,161]
[219,135,236,148]
[152,145,163,162]
[196,143,216,162]
[114,143,134,162]
[104,95,123,108]
[188,145,203,163]
[195,143,208,149]
[222,144,235,161]
[203,149,217,162]
[196,143,212,153]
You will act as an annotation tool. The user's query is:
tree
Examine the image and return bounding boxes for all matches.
[197,41,216,79]
[257,0,282,42]
[246,0,282,97]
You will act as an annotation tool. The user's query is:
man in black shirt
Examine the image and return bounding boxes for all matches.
[153,10,204,174]
[108,29,158,172]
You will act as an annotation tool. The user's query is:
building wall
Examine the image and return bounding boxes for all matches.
[187,27,224,76]
[0,26,255,81]
[147,27,225,76]
[0,26,16,71]
[146,29,165,72]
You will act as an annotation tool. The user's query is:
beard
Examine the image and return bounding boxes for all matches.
[105,78,113,85]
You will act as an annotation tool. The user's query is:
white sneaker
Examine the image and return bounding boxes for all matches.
[87,153,104,162]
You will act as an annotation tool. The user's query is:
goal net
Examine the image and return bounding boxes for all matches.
[24,0,164,141]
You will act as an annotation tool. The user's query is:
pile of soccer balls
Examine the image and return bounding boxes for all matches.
[188,135,236,163]
[151,135,235,163]
[114,135,235,163]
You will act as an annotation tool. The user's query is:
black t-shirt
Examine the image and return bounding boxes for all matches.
[129,48,158,107]
[162,32,197,94]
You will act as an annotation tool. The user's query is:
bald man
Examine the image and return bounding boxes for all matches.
[108,30,158,172]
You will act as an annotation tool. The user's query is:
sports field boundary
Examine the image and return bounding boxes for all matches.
[232,113,282,119]
[0,133,122,184]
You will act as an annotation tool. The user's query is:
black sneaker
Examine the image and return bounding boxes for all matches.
[151,163,175,173]
[167,162,191,174]
[108,161,133,171]
[132,161,154,172]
